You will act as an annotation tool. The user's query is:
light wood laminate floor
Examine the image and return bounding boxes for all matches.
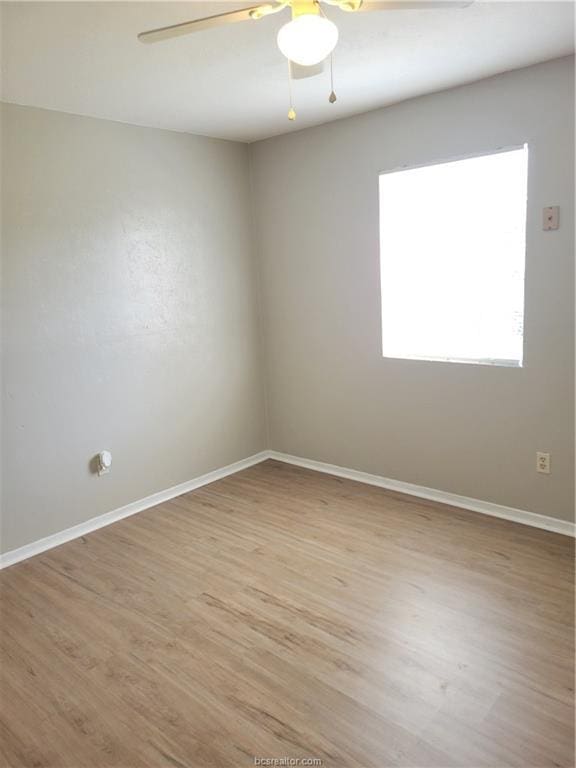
[1,460,574,768]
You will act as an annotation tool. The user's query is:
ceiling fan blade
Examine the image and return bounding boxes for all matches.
[138,5,271,44]
[355,0,472,10]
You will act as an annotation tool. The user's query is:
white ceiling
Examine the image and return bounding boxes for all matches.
[1,1,574,142]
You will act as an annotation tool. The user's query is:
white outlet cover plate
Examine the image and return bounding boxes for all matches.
[536,451,551,474]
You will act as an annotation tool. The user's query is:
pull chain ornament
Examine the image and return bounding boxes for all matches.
[329,53,337,103]
[287,60,297,120]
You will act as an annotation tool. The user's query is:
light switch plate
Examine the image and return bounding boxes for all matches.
[543,206,559,231]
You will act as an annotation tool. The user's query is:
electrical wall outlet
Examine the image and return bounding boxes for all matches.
[536,451,551,474]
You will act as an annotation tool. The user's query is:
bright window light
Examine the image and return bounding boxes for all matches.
[379,146,528,366]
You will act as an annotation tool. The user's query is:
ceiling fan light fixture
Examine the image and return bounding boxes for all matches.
[277,14,339,67]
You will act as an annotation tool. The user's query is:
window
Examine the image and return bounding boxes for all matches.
[378,146,528,366]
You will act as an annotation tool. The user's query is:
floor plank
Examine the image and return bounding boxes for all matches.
[1,459,574,767]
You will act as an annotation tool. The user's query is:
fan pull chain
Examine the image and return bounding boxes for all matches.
[316,2,337,104]
[287,60,296,121]
[329,53,337,104]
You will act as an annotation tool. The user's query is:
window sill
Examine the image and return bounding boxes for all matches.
[381,354,522,368]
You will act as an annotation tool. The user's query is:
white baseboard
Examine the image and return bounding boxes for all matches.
[267,451,575,538]
[0,451,270,570]
[2,448,573,569]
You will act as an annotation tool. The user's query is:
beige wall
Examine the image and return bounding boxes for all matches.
[251,56,575,522]
[1,103,266,552]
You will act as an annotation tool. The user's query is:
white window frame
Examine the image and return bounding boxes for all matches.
[377,145,529,368]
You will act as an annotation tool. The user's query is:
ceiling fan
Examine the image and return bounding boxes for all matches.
[138,0,472,119]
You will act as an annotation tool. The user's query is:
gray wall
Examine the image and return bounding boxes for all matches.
[1,103,266,552]
[251,56,575,522]
[2,56,574,555]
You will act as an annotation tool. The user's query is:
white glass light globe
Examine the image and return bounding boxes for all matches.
[277,15,339,67]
